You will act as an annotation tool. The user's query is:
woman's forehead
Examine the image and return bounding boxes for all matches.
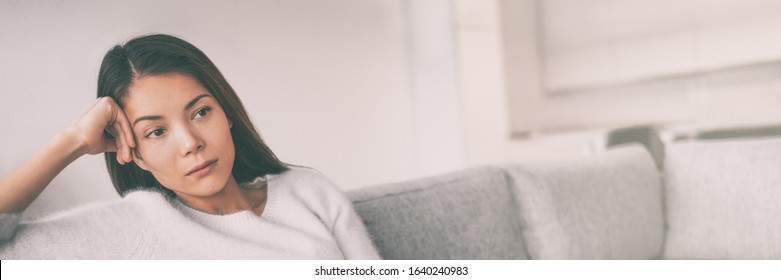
[123,73,212,117]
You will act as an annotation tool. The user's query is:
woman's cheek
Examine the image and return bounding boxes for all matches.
[137,143,163,167]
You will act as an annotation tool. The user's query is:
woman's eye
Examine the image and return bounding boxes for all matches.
[194,106,211,119]
[145,129,165,139]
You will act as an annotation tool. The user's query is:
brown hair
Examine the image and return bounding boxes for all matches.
[97,34,288,197]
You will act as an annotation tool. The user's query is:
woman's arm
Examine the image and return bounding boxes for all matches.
[0,97,136,214]
[0,131,86,213]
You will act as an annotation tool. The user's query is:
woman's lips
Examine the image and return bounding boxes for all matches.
[186,159,218,178]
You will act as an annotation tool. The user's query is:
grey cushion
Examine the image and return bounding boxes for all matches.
[506,145,664,259]
[663,137,781,259]
[348,166,528,260]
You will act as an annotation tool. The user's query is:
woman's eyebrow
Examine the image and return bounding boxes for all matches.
[132,94,212,127]
[185,94,212,111]
[133,115,162,126]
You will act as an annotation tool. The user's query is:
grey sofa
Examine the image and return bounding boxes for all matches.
[348,137,781,259]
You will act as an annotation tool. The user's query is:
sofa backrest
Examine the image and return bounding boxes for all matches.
[348,166,528,260]
[349,144,665,260]
[663,137,781,259]
[505,144,665,259]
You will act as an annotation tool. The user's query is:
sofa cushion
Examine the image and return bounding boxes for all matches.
[348,166,528,260]
[663,137,781,259]
[506,145,664,259]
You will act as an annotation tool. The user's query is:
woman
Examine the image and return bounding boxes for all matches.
[0,34,380,259]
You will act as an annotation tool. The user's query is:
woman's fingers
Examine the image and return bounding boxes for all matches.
[103,134,118,153]
[117,122,132,163]
[109,99,136,164]
[113,105,135,149]
[108,124,127,164]
[116,124,129,164]
[102,97,135,164]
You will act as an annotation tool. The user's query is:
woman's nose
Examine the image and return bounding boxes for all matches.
[178,127,204,156]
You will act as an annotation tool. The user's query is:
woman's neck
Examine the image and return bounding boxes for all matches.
[175,176,267,216]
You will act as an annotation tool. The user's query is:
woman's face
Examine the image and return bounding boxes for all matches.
[123,72,237,199]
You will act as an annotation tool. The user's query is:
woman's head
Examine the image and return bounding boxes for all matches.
[97,34,288,198]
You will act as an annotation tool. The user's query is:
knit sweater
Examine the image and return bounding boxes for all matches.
[0,167,380,259]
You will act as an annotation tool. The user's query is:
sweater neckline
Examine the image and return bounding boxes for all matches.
[172,174,279,223]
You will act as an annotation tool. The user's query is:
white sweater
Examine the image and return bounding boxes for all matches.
[0,167,380,259]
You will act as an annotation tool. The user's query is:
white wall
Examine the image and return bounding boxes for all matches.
[406,0,467,179]
[0,0,469,217]
[454,0,512,166]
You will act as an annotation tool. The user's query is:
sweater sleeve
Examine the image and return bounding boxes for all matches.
[331,194,382,260]
[306,170,381,260]
[0,213,21,242]
[0,197,158,259]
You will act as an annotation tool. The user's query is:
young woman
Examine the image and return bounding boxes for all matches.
[0,34,380,259]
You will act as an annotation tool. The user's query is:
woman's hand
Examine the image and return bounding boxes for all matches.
[70,96,136,164]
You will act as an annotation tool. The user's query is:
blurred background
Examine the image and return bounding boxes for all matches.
[2,0,781,217]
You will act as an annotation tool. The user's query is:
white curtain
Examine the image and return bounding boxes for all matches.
[541,0,781,94]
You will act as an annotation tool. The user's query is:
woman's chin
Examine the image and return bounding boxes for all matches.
[172,173,233,198]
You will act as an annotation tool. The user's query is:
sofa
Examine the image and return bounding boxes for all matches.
[348,137,781,259]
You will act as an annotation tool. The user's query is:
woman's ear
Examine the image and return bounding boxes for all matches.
[132,150,150,171]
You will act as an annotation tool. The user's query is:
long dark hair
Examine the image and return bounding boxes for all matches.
[97,34,288,197]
